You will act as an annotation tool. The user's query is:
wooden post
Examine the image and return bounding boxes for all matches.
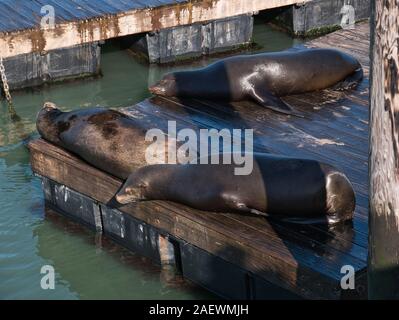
[369,0,399,299]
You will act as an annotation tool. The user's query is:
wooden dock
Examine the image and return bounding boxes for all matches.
[28,22,370,299]
[0,0,308,58]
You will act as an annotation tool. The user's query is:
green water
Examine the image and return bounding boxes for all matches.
[0,22,302,300]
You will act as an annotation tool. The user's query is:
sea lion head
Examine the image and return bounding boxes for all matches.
[115,171,147,205]
[149,73,179,97]
[36,102,64,145]
[115,165,173,204]
[323,168,356,224]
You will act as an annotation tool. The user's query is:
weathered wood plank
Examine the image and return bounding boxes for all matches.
[368,0,399,299]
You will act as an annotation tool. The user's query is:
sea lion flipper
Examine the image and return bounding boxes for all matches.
[332,68,364,91]
[249,89,304,118]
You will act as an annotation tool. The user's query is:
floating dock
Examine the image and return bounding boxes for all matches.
[0,0,308,58]
[28,22,369,300]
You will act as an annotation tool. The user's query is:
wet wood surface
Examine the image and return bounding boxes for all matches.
[29,22,370,299]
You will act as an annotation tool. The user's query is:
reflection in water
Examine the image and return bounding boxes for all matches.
[0,22,303,299]
[34,208,213,300]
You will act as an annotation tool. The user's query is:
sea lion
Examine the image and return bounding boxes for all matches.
[115,153,356,225]
[149,48,363,116]
[36,102,184,179]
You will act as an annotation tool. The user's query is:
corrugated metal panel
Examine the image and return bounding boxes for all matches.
[0,0,188,32]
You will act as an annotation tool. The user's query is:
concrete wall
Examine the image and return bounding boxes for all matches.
[277,0,370,36]
[2,43,100,91]
[131,14,254,64]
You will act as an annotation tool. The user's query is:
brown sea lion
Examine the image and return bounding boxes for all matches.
[149,48,363,116]
[115,153,356,225]
[36,102,184,179]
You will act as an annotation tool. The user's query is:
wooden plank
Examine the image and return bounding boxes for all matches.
[0,0,309,58]
[368,0,399,299]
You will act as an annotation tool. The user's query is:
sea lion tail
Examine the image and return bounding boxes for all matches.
[332,66,364,91]
[324,170,356,224]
